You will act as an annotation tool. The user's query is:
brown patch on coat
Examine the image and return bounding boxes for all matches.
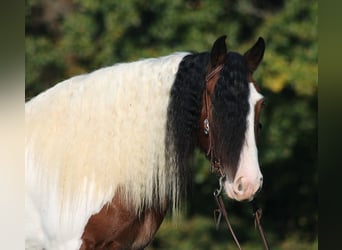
[80,192,167,250]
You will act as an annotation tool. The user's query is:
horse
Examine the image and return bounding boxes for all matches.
[25,35,266,250]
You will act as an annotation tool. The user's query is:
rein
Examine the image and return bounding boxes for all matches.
[213,176,270,250]
[203,65,271,250]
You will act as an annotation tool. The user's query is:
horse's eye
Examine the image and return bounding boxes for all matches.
[258,123,263,130]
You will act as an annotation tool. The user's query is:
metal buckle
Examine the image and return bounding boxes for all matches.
[213,175,226,230]
[213,175,226,197]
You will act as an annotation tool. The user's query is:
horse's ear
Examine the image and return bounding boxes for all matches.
[244,37,265,73]
[210,35,227,68]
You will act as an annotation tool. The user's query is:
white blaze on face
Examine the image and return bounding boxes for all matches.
[224,83,264,201]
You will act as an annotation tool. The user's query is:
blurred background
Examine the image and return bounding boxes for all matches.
[25,0,317,249]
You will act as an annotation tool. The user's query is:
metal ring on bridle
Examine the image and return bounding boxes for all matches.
[213,174,226,197]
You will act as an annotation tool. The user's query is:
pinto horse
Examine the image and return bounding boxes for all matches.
[25,36,266,250]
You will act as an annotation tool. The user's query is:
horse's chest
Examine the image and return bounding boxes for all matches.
[80,196,167,250]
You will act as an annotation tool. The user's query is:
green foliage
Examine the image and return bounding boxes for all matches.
[26,0,317,248]
[259,1,317,96]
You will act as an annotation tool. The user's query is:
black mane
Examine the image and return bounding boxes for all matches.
[165,52,209,202]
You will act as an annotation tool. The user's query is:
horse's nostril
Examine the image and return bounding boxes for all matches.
[234,177,245,194]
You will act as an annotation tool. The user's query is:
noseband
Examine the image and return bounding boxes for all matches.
[202,64,270,250]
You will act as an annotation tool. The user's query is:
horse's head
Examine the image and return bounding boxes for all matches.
[199,36,265,201]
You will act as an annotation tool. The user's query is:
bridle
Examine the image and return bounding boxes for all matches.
[202,64,271,250]
[203,64,224,175]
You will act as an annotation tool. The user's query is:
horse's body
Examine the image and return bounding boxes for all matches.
[26,36,266,249]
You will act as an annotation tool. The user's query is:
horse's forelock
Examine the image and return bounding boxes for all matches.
[211,52,250,179]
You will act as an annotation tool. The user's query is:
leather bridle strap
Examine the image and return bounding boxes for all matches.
[205,63,270,250]
[205,65,243,249]
[205,64,224,82]
[203,64,224,173]
[252,200,271,250]
[213,176,271,250]
[213,176,242,250]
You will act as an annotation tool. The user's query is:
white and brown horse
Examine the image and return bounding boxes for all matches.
[25,36,265,249]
